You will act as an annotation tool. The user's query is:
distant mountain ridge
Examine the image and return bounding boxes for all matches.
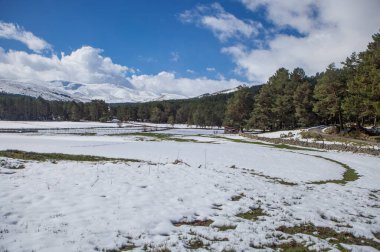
[196,85,246,98]
[0,79,246,103]
[0,79,188,103]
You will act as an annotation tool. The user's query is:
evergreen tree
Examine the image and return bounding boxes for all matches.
[249,85,274,131]
[293,82,315,127]
[313,64,346,130]
[223,87,253,131]
[150,106,163,123]
[343,33,380,127]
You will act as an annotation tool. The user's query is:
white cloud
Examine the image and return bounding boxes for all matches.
[206,67,215,72]
[170,51,180,62]
[0,21,51,53]
[0,46,247,97]
[129,71,246,97]
[240,0,317,34]
[186,69,195,74]
[0,46,133,86]
[223,0,380,83]
[179,3,260,42]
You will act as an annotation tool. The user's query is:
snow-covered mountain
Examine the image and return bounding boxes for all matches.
[0,79,82,101]
[197,85,246,98]
[0,79,187,103]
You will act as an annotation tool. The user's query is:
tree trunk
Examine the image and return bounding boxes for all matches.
[338,108,343,132]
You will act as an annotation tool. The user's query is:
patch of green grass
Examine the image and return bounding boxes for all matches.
[0,150,140,163]
[236,208,266,221]
[213,136,318,151]
[215,225,237,231]
[266,240,315,252]
[277,180,298,186]
[71,132,97,136]
[172,219,213,227]
[184,238,207,250]
[277,223,380,250]
[113,132,215,144]
[248,169,297,186]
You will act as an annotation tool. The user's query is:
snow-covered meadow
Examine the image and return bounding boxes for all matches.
[0,123,379,251]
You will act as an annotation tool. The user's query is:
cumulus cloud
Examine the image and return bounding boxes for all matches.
[0,46,133,86]
[240,0,318,34]
[206,67,216,72]
[129,71,246,97]
[0,45,247,97]
[179,3,260,42]
[0,21,51,53]
[223,0,380,83]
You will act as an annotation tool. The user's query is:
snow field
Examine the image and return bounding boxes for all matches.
[0,130,379,251]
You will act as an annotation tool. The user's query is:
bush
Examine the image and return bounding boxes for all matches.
[300,131,323,141]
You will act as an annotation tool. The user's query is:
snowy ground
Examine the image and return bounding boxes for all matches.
[0,121,223,136]
[257,129,304,139]
[0,121,124,129]
[0,124,379,251]
[257,127,380,150]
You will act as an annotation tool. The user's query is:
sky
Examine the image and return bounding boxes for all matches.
[0,0,379,97]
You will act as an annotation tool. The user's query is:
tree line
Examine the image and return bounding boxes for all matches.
[0,33,378,131]
[0,86,261,126]
[225,33,379,131]
[0,96,109,122]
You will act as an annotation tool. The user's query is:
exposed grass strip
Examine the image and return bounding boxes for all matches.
[246,168,297,186]
[260,240,316,252]
[172,219,213,227]
[213,136,318,151]
[305,155,359,185]
[0,150,140,163]
[184,238,207,250]
[110,132,216,144]
[277,223,380,250]
[237,152,357,185]
[215,225,237,231]
[236,208,266,221]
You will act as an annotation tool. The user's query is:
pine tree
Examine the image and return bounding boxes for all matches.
[293,82,315,127]
[343,33,380,127]
[249,85,273,131]
[313,64,347,130]
[223,87,253,131]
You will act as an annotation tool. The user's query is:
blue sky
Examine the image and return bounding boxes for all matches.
[0,0,255,80]
[0,0,379,96]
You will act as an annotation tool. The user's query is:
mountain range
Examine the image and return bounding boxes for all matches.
[0,79,189,103]
[0,79,244,103]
